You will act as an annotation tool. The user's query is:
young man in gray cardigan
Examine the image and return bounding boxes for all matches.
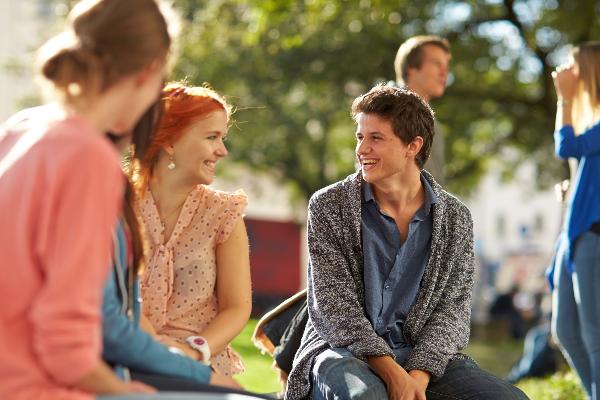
[285,85,527,400]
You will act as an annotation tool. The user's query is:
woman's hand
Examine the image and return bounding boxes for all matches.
[119,380,157,394]
[73,361,156,394]
[552,64,577,101]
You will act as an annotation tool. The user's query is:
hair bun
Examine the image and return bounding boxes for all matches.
[40,42,102,101]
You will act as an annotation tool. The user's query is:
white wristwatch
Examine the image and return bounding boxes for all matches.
[186,335,211,364]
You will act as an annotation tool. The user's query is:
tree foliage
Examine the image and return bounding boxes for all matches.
[170,0,600,201]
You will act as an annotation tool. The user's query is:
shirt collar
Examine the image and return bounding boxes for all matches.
[362,172,437,219]
[416,173,437,221]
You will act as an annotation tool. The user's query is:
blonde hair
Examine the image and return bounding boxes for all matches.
[37,0,171,106]
[571,42,600,133]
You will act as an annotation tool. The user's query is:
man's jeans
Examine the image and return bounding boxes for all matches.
[311,348,528,400]
[552,231,600,399]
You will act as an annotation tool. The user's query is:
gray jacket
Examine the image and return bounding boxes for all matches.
[285,171,474,400]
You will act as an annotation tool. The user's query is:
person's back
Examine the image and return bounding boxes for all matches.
[0,107,123,399]
[0,0,171,397]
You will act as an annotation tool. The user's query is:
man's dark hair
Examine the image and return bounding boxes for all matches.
[351,84,435,169]
[394,35,450,84]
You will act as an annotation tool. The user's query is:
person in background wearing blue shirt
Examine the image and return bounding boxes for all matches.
[285,84,527,400]
[551,41,600,400]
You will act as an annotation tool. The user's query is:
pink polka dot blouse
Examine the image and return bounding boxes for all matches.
[139,184,248,376]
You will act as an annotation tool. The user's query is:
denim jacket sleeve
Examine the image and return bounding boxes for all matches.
[102,266,211,383]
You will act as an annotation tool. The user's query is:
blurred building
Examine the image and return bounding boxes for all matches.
[214,167,307,315]
[466,160,562,324]
[467,160,562,262]
[0,0,57,121]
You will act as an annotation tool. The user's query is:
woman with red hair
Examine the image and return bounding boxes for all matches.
[135,83,252,377]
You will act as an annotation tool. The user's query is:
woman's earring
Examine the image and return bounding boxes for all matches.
[167,154,176,170]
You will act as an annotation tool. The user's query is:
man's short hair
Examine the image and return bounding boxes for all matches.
[394,35,450,84]
[351,84,435,169]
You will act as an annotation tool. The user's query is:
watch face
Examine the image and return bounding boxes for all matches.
[193,337,205,346]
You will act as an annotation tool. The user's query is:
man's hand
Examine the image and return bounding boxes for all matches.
[408,369,431,393]
[367,356,426,400]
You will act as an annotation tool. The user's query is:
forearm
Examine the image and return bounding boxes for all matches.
[199,306,250,356]
[408,369,431,390]
[555,102,573,130]
[406,291,472,377]
[368,355,407,383]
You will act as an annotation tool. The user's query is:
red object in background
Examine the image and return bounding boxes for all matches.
[245,218,301,296]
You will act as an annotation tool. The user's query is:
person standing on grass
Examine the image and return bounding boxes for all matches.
[550,41,600,400]
[286,85,528,400]
[0,0,171,398]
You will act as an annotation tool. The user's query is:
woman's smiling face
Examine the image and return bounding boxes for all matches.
[170,109,228,185]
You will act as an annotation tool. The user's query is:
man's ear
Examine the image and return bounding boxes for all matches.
[405,66,419,84]
[407,136,424,157]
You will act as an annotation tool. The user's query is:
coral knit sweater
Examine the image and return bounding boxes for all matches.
[0,107,123,400]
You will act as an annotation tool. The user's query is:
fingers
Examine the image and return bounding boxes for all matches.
[552,63,576,79]
[127,380,157,393]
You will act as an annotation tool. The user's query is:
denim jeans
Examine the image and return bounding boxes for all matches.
[552,230,600,400]
[311,348,528,400]
[506,322,557,383]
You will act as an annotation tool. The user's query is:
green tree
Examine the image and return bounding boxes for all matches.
[170,0,600,201]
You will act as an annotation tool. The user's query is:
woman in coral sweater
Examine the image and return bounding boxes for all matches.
[0,0,170,398]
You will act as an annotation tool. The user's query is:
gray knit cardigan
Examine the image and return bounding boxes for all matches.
[285,171,475,400]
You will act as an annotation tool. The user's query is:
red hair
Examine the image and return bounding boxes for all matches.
[136,82,231,191]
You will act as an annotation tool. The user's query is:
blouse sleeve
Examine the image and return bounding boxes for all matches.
[215,189,248,245]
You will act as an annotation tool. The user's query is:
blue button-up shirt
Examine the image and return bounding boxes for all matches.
[361,173,437,365]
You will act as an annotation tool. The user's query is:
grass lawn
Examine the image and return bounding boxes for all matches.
[232,320,586,399]
[231,319,282,394]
